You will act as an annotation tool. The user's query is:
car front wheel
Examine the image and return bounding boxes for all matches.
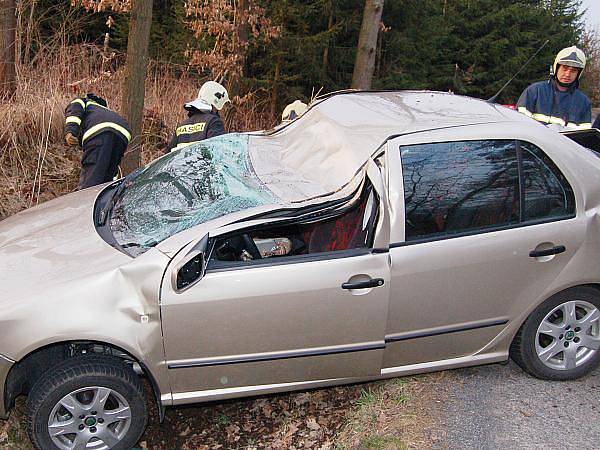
[26,355,148,450]
[511,286,600,380]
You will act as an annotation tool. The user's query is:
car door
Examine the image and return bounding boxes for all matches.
[160,164,391,400]
[383,135,586,369]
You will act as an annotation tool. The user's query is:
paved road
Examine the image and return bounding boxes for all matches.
[423,361,600,450]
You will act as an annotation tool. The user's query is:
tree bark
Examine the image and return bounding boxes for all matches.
[237,0,250,48]
[0,0,17,98]
[270,57,280,120]
[322,0,334,79]
[351,0,384,90]
[120,0,153,175]
[232,0,250,90]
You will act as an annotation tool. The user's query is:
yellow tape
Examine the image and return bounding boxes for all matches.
[70,98,85,108]
[65,116,82,126]
[82,122,132,143]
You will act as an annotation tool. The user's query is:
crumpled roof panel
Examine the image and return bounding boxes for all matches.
[249,91,527,202]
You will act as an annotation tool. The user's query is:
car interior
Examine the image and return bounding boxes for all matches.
[207,184,379,268]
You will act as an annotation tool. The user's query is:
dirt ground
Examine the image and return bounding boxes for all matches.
[0,374,433,450]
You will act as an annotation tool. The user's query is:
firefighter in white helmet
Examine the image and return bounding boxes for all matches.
[517,46,591,130]
[281,100,308,123]
[167,81,230,152]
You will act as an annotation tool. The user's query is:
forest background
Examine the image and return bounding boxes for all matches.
[0,0,598,219]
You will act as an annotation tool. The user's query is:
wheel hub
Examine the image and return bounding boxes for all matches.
[564,330,575,341]
[84,416,97,427]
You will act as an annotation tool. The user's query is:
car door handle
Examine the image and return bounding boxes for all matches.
[529,245,566,258]
[341,278,385,290]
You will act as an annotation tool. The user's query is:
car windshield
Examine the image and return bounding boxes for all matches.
[109,134,279,252]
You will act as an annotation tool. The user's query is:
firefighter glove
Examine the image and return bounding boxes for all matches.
[65,133,79,146]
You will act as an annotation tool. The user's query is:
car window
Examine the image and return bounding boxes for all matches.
[401,140,520,241]
[207,188,378,269]
[519,141,575,222]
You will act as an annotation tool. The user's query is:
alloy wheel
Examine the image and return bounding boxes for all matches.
[47,386,132,450]
[535,300,600,371]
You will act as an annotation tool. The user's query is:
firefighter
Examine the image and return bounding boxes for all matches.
[517,46,592,130]
[64,93,131,189]
[167,81,230,152]
[281,100,308,123]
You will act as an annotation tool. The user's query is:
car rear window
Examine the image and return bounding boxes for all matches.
[520,141,575,222]
[400,139,575,241]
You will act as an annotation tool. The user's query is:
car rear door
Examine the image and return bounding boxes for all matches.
[383,134,586,369]
[160,162,391,400]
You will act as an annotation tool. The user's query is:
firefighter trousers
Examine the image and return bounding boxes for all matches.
[78,132,127,189]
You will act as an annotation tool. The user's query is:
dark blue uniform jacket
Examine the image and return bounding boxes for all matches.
[167,109,226,152]
[64,98,132,146]
[517,79,591,129]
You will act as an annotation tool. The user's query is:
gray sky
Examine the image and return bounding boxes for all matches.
[580,0,600,32]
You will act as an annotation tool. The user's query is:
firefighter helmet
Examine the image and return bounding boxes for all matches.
[553,46,586,80]
[281,100,308,123]
[185,81,230,112]
[198,81,230,110]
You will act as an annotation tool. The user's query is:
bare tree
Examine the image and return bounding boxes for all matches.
[351,0,384,90]
[581,29,600,107]
[120,0,153,174]
[0,0,17,97]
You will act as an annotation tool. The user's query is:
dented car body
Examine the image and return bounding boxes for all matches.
[2,91,600,449]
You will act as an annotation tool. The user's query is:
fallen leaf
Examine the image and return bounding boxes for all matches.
[294,393,311,406]
[306,417,321,431]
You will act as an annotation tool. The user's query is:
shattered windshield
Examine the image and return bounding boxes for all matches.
[110,134,279,252]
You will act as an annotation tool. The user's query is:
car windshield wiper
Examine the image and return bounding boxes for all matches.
[97,168,143,226]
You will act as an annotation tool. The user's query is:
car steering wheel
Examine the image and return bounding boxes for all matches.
[241,234,262,260]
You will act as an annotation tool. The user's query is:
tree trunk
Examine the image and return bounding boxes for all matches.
[322,0,334,79]
[0,0,17,98]
[231,0,250,91]
[120,0,153,175]
[237,0,250,48]
[351,0,384,90]
[270,57,280,120]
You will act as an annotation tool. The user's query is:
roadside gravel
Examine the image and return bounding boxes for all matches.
[422,361,600,449]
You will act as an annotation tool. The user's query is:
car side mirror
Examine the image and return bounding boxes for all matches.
[174,234,209,292]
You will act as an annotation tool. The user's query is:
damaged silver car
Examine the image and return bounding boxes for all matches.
[1,91,600,449]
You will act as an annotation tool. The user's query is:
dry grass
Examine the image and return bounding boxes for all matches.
[0,44,277,221]
[335,374,444,450]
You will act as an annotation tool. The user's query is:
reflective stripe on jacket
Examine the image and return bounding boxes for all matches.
[167,110,226,152]
[516,80,592,130]
[64,98,132,146]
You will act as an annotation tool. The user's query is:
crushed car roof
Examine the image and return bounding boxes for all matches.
[249,90,530,202]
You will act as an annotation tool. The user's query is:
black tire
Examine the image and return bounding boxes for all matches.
[26,355,148,450]
[510,286,600,380]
